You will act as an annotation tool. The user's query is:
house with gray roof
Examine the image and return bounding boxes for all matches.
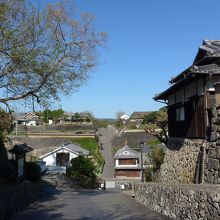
[39,142,89,167]
[15,112,39,126]
[129,111,152,128]
[114,144,142,179]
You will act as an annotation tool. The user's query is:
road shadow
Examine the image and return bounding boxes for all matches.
[12,178,65,220]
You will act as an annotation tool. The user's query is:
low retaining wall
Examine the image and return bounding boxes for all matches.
[135,182,220,220]
[0,181,40,219]
[158,138,203,183]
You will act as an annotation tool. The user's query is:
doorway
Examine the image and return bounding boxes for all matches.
[56,153,70,166]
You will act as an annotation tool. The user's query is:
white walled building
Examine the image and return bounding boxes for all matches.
[39,142,89,167]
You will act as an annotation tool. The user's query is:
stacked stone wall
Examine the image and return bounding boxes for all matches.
[11,137,73,149]
[204,107,220,184]
[135,182,220,220]
[158,138,202,183]
[15,124,94,133]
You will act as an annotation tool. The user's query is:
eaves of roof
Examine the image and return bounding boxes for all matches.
[39,146,80,159]
[154,74,196,101]
[154,64,220,101]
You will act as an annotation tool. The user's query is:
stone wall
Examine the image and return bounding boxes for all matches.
[204,107,220,184]
[135,182,220,220]
[158,138,203,183]
[0,181,40,219]
[11,137,73,149]
[15,124,95,133]
[112,132,154,148]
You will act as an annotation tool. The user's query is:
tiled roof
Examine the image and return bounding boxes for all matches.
[39,142,89,159]
[130,112,151,119]
[63,142,89,156]
[190,63,220,74]
[154,40,220,101]
[200,40,220,56]
[9,143,33,155]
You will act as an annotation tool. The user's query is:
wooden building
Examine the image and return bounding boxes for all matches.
[114,145,141,179]
[154,40,220,138]
[8,143,33,181]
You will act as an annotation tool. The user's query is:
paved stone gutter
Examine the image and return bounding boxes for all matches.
[135,182,220,220]
[0,181,40,219]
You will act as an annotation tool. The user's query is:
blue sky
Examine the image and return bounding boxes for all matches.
[36,0,220,118]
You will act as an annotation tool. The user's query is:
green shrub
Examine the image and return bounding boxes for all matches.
[70,138,104,173]
[144,167,153,182]
[25,162,41,182]
[67,155,97,179]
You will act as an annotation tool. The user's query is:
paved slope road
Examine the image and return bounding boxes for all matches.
[13,174,171,220]
[98,127,115,179]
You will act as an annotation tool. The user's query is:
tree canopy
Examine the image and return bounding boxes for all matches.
[144,107,168,145]
[0,0,106,110]
[142,111,157,124]
[42,108,64,123]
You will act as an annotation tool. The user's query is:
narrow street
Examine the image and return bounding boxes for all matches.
[13,174,171,220]
[98,127,115,179]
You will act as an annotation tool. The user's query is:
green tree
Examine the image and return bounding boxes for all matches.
[42,108,64,123]
[0,0,106,109]
[0,0,106,179]
[142,111,157,124]
[66,155,97,188]
[67,155,97,179]
[148,146,165,173]
[144,145,165,182]
[145,107,168,145]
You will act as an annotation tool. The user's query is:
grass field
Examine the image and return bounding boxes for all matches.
[70,137,104,174]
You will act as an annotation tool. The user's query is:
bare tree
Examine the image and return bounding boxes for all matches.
[116,111,126,119]
[0,0,106,110]
[0,0,106,180]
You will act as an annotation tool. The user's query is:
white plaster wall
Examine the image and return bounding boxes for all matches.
[42,148,78,166]
[26,120,36,126]
[69,152,77,161]
[42,154,56,166]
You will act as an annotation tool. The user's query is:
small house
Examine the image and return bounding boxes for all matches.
[114,145,142,179]
[154,40,220,139]
[17,112,39,126]
[120,114,130,124]
[129,111,152,127]
[39,142,89,167]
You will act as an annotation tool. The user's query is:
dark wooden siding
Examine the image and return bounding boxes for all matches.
[115,170,140,177]
[118,159,137,165]
[168,95,206,138]
[207,91,216,108]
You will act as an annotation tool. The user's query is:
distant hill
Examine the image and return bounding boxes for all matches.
[95,118,116,122]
